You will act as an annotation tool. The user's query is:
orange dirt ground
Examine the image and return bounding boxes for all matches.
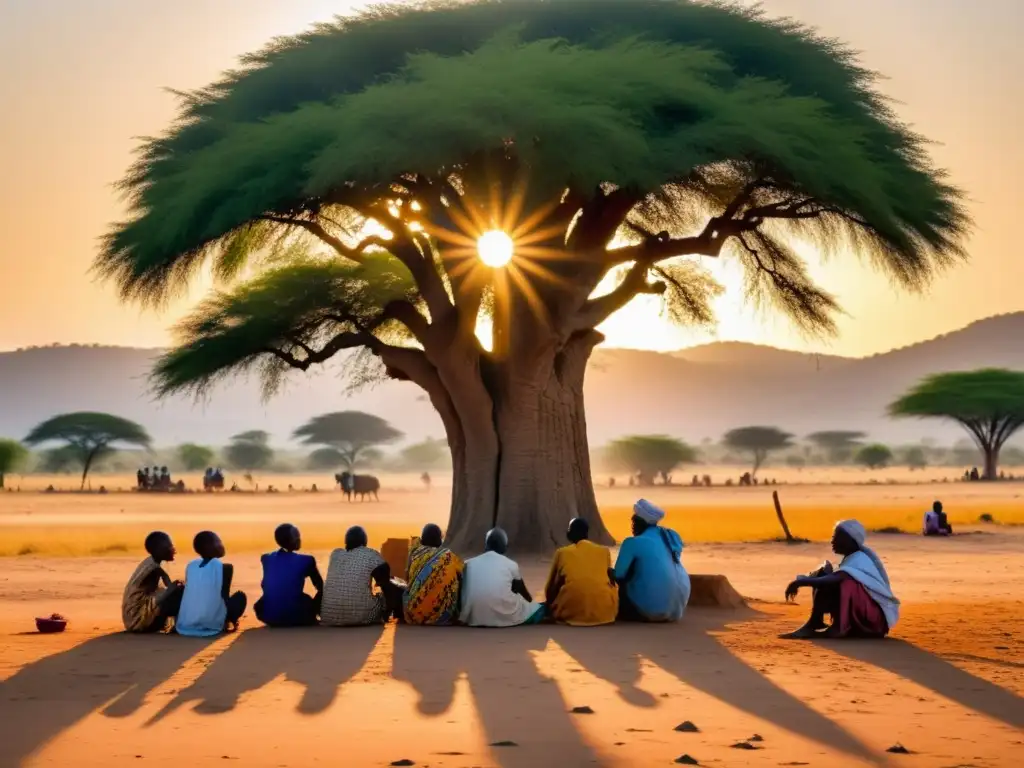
[0,480,1021,767]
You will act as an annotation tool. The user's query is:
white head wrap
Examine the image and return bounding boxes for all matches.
[633,499,665,525]
[835,519,890,588]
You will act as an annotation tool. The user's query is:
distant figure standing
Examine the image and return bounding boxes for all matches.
[923,501,953,536]
[421,472,431,492]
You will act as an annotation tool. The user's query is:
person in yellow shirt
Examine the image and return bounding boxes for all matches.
[544,518,618,626]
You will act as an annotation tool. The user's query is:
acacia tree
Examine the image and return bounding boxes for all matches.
[607,435,696,486]
[890,369,1024,480]
[0,439,29,490]
[177,443,215,471]
[724,426,793,478]
[24,413,151,489]
[225,430,274,472]
[95,0,966,552]
[807,430,866,465]
[307,446,346,471]
[399,438,451,471]
[855,444,892,470]
[293,411,403,471]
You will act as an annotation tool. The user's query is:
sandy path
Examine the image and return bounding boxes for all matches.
[1,531,1021,767]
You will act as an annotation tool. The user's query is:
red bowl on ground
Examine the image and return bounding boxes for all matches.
[35,617,67,633]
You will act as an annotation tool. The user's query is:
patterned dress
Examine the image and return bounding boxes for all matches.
[403,544,464,625]
[121,556,162,632]
[321,547,388,626]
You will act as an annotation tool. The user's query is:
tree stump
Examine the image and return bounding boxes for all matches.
[687,575,747,608]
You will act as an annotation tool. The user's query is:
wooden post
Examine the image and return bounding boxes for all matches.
[773,490,794,542]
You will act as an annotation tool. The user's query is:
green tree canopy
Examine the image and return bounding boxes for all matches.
[607,435,697,486]
[398,438,450,471]
[0,439,29,489]
[307,446,346,471]
[806,430,866,464]
[94,0,968,552]
[890,369,1024,480]
[177,443,216,471]
[901,445,928,471]
[723,426,793,477]
[24,413,151,489]
[855,443,893,470]
[224,430,273,471]
[293,411,403,471]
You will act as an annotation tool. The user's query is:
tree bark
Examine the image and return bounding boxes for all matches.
[984,446,998,481]
[429,329,614,556]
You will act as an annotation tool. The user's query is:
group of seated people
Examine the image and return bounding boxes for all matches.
[121,499,692,633]
[136,467,173,491]
[122,500,899,641]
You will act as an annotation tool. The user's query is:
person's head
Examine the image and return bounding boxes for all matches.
[484,527,508,555]
[144,531,175,562]
[567,517,590,544]
[345,525,368,551]
[933,500,943,514]
[193,530,225,559]
[631,499,664,535]
[830,520,863,556]
[275,523,301,552]
[420,523,444,548]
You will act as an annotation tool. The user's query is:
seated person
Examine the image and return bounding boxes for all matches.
[321,526,403,626]
[122,531,183,633]
[782,519,900,639]
[923,500,953,536]
[614,499,690,622]
[254,523,323,627]
[544,518,618,626]
[460,527,545,628]
[403,523,464,626]
[176,531,248,637]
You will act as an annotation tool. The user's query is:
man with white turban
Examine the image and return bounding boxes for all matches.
[612,499,691,622]
[782,519,900,639]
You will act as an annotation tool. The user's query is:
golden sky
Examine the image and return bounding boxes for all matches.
[0,0,1020,357]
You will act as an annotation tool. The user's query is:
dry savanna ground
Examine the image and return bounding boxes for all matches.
[0,474,1021,766]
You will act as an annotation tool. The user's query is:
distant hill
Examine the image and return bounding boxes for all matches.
[3,313,1024,448]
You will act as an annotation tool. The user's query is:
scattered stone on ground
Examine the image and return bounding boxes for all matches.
[674,721,700,733]
[489,741,519,748]
[748,734,765,742]
[570,705,595,714]
[886,743,911,754]
[390,761,415,767]
[730,742,761,750]
[674,755,700,765]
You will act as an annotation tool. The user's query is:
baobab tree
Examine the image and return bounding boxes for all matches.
[96,0,967,552]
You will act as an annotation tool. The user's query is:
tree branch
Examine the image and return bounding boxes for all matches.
[259,215,389,262]
[263,331,371,371]
[571,260,666,331]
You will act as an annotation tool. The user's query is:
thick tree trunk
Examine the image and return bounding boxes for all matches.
[440,330,612,556]
[984,446,998,481]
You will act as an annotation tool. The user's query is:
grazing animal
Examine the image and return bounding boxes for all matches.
[336,472,380,502]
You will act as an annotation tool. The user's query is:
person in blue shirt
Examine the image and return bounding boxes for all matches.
[176,531,247,636]
[254,523,324,627]
[613,499,690,622]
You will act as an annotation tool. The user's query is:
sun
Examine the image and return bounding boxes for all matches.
[477,230,514,268]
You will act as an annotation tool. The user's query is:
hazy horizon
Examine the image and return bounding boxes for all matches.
[2,0,1021,357]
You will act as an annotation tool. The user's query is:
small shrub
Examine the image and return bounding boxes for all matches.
[979,513,995,523]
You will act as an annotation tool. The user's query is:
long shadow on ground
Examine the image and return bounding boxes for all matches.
[554,607,879,765]
[392,624,607,768]
[823,638,1024,730]
[147,624,385,723]
[0,632,215,765]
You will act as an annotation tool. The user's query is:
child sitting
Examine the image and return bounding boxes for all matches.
[254,523,323,627]
[122,531,183,633]
[176,531,248,637]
